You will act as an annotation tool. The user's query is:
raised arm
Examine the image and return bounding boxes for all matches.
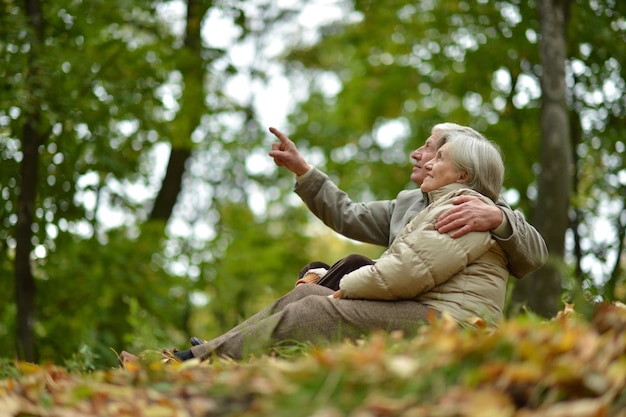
[269,127,394,246]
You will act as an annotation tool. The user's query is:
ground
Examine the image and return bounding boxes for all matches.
[1,303,626,417]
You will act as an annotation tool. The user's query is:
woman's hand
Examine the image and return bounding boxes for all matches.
[328,290,342,299]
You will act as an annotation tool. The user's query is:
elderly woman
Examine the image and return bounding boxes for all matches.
[122,130,510,363]
[333,135,507,320]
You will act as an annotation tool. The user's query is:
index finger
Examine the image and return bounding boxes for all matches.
[269,127,289,144]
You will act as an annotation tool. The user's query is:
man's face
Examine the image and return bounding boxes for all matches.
[410,131,443,185]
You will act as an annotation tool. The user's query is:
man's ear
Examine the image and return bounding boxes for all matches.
[457,171,469,184]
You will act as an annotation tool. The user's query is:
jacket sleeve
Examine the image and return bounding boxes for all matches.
[294,167,393,246]
[339,198,494,300]
[493,203,548,279]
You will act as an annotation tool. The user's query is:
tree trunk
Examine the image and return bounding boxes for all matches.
[149,0,209,222]
[147,0,211,339]
[604,199,626,301]
[512,0,573,318]
[15,0,45,362]
[150,148,192,221]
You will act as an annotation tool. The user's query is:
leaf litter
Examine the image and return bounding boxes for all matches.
[1,303,626,417]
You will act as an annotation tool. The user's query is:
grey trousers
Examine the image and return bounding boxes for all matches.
[190,284,435,360]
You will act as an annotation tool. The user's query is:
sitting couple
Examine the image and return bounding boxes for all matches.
[121,123,547,364]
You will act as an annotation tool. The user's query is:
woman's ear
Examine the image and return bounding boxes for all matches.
[457,171,469,184]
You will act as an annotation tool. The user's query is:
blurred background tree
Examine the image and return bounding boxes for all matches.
[0,0,324,366]
[1,0,624,367]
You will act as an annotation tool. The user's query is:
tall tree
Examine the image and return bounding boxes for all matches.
[512,0,573,317]
[149,0,208,223]
[15,0,45,362]
[565,1,626,302]
[2,0,181,363]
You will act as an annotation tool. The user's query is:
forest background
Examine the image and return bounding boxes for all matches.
[1,0,625,370]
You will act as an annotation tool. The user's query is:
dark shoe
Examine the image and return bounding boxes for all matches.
[190,336,205,346]
[173,349,194,361]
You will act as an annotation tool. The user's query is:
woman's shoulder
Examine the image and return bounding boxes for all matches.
[455,187,494,201]
[444,185,496,205]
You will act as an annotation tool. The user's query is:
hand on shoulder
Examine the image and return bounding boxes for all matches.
[435,194,503,238]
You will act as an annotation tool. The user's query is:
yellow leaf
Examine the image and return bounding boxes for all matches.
[15,362,41,375]
[516,397,607,417]
[500,362,543,383]
[437,388,515,417]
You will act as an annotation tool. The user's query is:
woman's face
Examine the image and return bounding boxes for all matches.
[421,144,467,192]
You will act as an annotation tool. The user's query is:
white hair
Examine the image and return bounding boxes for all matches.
[431,123,504,201]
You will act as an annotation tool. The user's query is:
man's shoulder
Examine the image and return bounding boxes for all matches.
[394,189,426,213]
[396,188,423,200]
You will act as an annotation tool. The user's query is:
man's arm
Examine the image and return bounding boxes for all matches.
[494,207,548,279]
[294,167,393,246]
[269,127,393,246]
[435,194,547,279]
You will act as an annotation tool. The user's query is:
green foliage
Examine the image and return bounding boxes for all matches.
[0,0,309,366]
[0,358,19,380]
[200,202,313,334]
[285,1,546,208]
[284,0,626,297]
[63,344,100,374]
[17,226,189,368]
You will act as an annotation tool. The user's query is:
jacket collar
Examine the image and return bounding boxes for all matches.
[423,183,470,205]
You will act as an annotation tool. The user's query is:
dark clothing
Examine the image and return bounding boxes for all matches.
[317,255,375,290]
[299,254,375,291]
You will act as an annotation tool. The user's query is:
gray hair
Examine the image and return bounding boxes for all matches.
[434,125,504,202]
[431,122,487,147]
